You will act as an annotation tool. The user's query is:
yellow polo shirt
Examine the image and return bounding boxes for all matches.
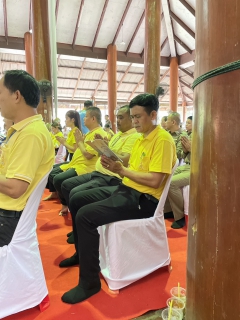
[95,128,140,179]
[123,126,177,200]
[52,131,64,148]
[66,127,77,154]
[0,115,55,211]
[60,126,107,175]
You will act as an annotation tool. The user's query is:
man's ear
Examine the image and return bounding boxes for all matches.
[14,90,22,103]
[151,110,157,120]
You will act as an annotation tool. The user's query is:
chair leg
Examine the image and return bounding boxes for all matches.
[39,294,50,312]
[168,262,173,273]
[108,288,119,295]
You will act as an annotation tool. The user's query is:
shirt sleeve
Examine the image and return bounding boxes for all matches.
[5,132,45,183]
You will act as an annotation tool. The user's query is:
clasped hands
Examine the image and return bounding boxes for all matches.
[181,136,191,152]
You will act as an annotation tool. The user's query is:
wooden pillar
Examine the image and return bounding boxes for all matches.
[32,0,52,123]
[24,32,33,76]
[182,100,187,123]
[169,57,178,111]
[186,0,240,319]
[107,44,117,133]
[144,0,161,94]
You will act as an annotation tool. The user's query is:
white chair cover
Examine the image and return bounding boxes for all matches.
[0,173,50,319]
[99,160,179,290]
[183,185,190,216]
[55,144,67,164]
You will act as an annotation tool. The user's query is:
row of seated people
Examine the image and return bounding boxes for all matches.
[43,93,191,305]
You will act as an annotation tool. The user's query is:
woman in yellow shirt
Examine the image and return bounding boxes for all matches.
[51,121,64,154]
[56,110,81,161]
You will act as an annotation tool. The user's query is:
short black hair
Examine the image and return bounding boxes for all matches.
[119,104,130,115]
[187,116,192,121]
[3,70,40,108]
[86,107,102,124]
[84,100,93,108]
[51,121,62,131]
[66,110,81,130]
[129,93,159,115]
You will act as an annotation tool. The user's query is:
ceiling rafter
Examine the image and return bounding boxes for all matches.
[162,0,176,57]
[179,67,194,79]
[128,75,144,101]
[174,35,192,54]
[55,0,60,21]
[3,0,8,44]
[179,78,193,91]
[140,49,144,59]
[161,36,168,50]
[117,63,132,89]
[92,65,107,98]
[72,57,86,99]
[112,0,132,45]
[125,10,145,55]
[179,0,195,16]
[29,0,32,31]
[92,0,109,50]
[160,69,170,82]
[170,11,195,38]
[72,0,84,49]
[178,80,185,102]
[160,88,169,101]
[182,90,193,101]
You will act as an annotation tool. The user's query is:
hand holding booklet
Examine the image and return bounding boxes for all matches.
[86,139,123,162]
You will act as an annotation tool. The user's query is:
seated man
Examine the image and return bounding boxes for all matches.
[166,115,192,229]
[0,70,54,247]
[60,104,140,242]
[59,93,177,304]
[45,107,107,215]
[165,112,187,161]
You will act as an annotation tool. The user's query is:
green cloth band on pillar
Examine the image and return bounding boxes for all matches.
[192,60,240,89]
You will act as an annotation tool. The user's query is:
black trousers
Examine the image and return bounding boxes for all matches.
[46,162,68,192]
[61,171,121,208]
[0,216,20,247]
[68,183,158,287]
[53,169,77,205]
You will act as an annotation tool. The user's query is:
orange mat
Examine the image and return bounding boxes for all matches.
[5,190,187,320]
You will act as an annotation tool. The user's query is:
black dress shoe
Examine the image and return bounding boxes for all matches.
[67,233,75,244]
[164,211,174,219]
[171,217,185,229]
[59,253,79,268]
[67,231,73,237]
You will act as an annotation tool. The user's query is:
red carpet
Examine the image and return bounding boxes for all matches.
[5,190,187,320]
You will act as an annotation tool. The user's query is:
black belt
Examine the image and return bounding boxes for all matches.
[0,209,23,218]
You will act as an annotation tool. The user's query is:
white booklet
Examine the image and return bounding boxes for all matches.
[86,139,123,162]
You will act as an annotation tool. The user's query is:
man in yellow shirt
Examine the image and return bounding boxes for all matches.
[45,107,107,215]
[60,93,176,305]
[59,105,139,244]
[0,70,54,247]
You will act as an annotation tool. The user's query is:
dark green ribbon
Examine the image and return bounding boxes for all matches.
[192,60,240,89]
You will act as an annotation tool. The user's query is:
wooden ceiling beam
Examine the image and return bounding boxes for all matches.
[128,75,144,101]
[179,67,194,79]
[125,10,145,55]
[29,0,32,31]
[178,80,185,102]
[160,88,169,101]
[92,0,109,50]
[182,90,193,101]
[72,0,84,49]
[179,0,195,16]
[112,0,132,45]
[161,36,168,51]
[55,0,60,21]
[170,10,195,38]
[72,57,86,99]
[174,35,192,54]
[162,0,176,57]
[3,0,8,44]
[160,69,170,82]
[179,78,193,91]
[92,65,107,98]
[117,63,132,89]
[140,49,144,59]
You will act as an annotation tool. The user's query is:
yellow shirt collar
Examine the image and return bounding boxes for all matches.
[7,114,43,139]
